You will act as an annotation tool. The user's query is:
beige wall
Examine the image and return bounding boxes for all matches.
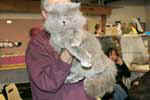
[0,18,42,56]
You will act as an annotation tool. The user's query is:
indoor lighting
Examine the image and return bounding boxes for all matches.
[6,20,13,24]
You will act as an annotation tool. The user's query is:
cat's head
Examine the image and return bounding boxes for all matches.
[44,2,87,36]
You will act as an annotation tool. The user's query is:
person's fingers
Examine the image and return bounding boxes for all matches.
[60,50,72,64]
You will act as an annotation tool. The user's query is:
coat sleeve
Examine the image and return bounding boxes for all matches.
[25,39,71,93]
[120,62,131,78]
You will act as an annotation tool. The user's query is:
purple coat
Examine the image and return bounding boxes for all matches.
[25,29,95,100]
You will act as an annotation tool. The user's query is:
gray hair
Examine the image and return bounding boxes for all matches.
[41,0,48,10]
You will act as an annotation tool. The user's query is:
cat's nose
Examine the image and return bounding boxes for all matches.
[63,21,66,25]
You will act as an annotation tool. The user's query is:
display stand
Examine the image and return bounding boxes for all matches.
[80,5,112,34]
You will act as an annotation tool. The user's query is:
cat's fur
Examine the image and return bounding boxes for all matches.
[44,2,117,98]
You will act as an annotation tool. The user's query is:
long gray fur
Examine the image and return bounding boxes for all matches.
[44,2,117,98]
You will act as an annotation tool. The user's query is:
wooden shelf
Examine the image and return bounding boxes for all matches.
[80,6,112,16]
[0,0,41,13]
[80,5,112,33]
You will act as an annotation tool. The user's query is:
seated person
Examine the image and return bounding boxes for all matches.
[103,48,131,100]
[129,72,150,100]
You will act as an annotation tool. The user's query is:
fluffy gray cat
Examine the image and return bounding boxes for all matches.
[44,2,117,98]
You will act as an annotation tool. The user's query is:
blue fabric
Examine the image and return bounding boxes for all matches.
[113,84,128,100]
[145,32,150,35]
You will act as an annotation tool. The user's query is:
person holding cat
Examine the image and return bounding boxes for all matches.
[25,0,96,100]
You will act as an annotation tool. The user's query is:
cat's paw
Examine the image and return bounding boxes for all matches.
[71,40,81,47]
[81,61,92,68]
[65,73,84,83]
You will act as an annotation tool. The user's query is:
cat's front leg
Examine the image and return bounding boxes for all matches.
[80,51,92,68]
[66,45,92,68]
[65,72,84,83]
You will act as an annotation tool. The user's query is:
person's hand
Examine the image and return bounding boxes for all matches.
[60,49,72,64]
[116,57,123,65]
[133,81,139,86]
